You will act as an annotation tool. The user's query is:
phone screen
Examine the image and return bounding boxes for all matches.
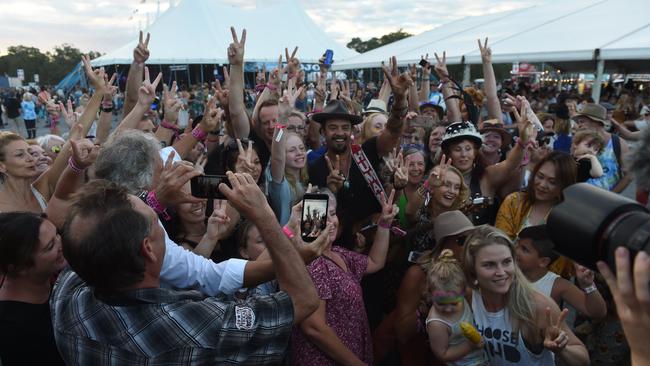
[190,175,230,199]
[301,194,329,242]
[323,49,334,67]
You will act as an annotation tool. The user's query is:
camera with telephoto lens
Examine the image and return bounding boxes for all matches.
[547,183,650,271]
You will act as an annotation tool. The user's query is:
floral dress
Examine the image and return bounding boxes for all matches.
[291,246,371,365]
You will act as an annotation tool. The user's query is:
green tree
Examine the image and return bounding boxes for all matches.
[0,44,102,85]
[346,29,412,53]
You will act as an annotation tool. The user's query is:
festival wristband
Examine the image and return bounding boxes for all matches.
[282,225,294,239]
[582,284,598,294]
[378,220,392,229]
[146,191,171,221]
[191,127,207,141]
[67,157,85,174]
[274,124,286,142]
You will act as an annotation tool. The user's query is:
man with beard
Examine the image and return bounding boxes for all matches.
[307,58,412,240]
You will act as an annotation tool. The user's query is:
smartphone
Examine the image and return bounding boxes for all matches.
[323,49,334,67]
[419,59,429,68]
[151,97,160,111]
[301,193,329,242]
[413,115,434,127]
[190,175,231,199]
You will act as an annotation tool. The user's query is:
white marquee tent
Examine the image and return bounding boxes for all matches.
[91,0,356,66]
[333,0,650,74]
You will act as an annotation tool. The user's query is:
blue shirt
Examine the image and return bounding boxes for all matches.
[21,100,36,120]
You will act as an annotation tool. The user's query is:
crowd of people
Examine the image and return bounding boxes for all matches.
[1,27,650,366]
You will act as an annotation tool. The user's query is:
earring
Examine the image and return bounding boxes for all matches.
[473,279,479,286]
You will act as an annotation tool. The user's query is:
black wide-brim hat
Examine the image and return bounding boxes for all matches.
[312,100,363,125]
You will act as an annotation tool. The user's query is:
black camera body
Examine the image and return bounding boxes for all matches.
[547,183,650,270]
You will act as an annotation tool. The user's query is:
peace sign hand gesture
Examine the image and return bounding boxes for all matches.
[543,307,570,353]
[58,99,78,127]
[236,139,257,175]
[134,31,150,65]
[381,56,413,100]
[228,27,246,66]
[285,46,300,76]
[162,81,182,124]
[421,54,431,76]
[512,97,534,144]
[325,154,345,193]
[379,189,400,225]
[138,66,163,107]
[478,37,492,64]
[205,200,231,242]
[393,151,408,189]
[430,153,451,186]
[81,54,105,91]
[434,52,450,81]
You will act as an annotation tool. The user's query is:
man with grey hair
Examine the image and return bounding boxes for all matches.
[94,129,272,295]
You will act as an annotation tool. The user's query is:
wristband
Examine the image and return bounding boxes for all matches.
[161,119,181,140]
[265,83,278,91]
[378,220,392,229]
[67,157,85,174]
[582,284,598,294]
[191,126,207,141]
[282,225,294,239]
[146,191,171,221]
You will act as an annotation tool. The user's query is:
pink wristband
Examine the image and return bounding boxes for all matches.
[191,127,207,141]
[67,157,85,174]
[266,83,278,91]
[378,221,392,229]
[146,191,171,221]
[282,225,294,239]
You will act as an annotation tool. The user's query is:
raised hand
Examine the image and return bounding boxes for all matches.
[285,46,300,76]
[81,54,105,90]
[421,53,431,76]
[394,151,408,188]
[59,99,78,127]
[162,81,182,124]
[597,248,650,364]
[213,78,229,109]
[329,79,340,101]
[228,26,246,66]
[133,31,150,65]
[379,189,399,224]
[381,56,413,100]
[433,51,449,81]
[512,97,534,144]
[325,154,345,193]
[314,71,327,104]
[236,139,257,175]
[69,138,100,170]
[256,65,267,85]
[382,147,401,174]
[205,200,231,241]
[138,66,163,107]
[543,307,570,353]
[99,72,118,101]
[155,151,203,206]
[219,171,272,220]
[478,37,492,64]
[284,76,304,108]
[430,153,451,185]
[575,263,596,289]
[200,97,223,134]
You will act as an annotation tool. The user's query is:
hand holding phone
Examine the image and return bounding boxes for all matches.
[190,175,231,200]
[301,193,329,242]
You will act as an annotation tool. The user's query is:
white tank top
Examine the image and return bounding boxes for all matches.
[471,291,555,366]
[531,271,559,298]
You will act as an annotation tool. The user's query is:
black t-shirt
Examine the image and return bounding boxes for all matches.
[577,158,592,183]
[4,96,21,118]
[0,300,64,365]
[249,129,271,171]
[308,136,383,227]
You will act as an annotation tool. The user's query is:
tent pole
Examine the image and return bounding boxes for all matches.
[200,64,204,85]
[187,66,191,87]
[592,57,605,104]
[463,64,471,87]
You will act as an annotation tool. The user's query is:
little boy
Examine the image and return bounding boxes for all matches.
[570,130,605,182]
[515,225,607,319]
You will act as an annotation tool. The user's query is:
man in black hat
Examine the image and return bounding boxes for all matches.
[574,103,631,193]
[308,62,413,236]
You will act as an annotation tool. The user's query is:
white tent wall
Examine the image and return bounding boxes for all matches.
[91,0,356,66]
[333,0,650,74]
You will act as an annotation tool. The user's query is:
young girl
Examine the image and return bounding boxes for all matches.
[425,249,489,365]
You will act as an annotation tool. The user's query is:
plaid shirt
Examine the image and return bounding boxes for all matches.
[50,268,294,365]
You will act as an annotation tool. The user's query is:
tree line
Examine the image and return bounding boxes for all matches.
[0,44,102,86]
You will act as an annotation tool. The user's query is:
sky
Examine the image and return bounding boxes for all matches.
[0,0,538,55]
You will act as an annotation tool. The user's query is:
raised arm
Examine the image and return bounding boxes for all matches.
[434,52,462,123]
[407,64,419,113]
[115,66,162,132]
[123,31,149,116]
[220,171,319,323]
[377,56,412,156]
[154,81,182,147]
[270,125,287,184]
[553,264,606,319]
[418,54,431,103]
[366,189,399,274]
[227,27,250,139]
[479,38,503,123]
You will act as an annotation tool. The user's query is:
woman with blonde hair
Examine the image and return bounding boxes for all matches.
[357,112,388,145]
[462,225,589,366]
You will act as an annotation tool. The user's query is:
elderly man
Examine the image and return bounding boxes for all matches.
[92,129,272,295]
[51,176,319,364]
